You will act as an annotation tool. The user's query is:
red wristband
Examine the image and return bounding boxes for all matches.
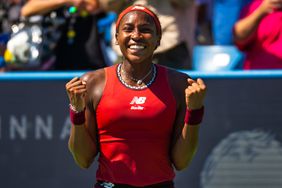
[184,106,204,125]
[70,106,85,125]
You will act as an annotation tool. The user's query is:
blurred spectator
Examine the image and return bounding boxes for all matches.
[0,0,25,71]
[0,32,9,71]
[195,0,213,45]
[19,0,109,71]
[1,0,23,33]
[0,56,6,72]
[111,0,197,70]
[213,0,252,45]
[233,0,282,69]
[98,0,131,65]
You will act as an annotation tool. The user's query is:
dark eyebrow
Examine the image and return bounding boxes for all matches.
[122,23,133,26]
[122,22,152,28]
[139,23,152,27]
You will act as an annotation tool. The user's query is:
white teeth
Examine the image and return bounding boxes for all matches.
[129,45,145,49]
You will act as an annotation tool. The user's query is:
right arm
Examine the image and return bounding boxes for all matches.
[233,0,282,44]
[66,69,105,168]
[21,0,99,17]
[21,0,72,17]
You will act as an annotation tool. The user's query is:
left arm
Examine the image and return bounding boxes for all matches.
[170,72,207,171]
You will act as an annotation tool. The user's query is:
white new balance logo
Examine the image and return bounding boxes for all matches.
[130,97,147,105]
[130,96,147,110]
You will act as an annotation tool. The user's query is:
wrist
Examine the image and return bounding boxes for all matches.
[69,103,85,113]
[184,106,204,126]
[69,104,86,125]
[256,6,269,18]
[187,105,203,111]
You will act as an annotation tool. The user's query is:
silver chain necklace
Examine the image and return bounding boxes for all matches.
[117,63,156,90]
[121,65,153,85]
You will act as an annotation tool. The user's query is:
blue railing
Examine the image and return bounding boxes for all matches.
[1,70,282,81]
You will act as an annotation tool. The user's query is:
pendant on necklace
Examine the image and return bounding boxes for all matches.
[137,80,142,85]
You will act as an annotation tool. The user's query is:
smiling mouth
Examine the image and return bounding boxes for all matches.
[128,44,146,50]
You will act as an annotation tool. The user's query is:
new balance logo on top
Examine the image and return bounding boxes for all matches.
[130,96,147,110]
[130,97,147,105]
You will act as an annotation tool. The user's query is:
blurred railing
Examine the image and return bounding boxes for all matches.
[1,70,282,81]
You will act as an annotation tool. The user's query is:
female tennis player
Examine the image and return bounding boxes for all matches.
[66,4,207,188]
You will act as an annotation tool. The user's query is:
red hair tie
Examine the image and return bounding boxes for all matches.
[116,5,162,36]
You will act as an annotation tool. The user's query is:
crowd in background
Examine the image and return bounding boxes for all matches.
[1,0,282,72]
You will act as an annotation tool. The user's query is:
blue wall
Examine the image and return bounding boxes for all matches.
[1,71,282,188]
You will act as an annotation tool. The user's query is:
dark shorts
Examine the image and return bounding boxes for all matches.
[94,180,175,188]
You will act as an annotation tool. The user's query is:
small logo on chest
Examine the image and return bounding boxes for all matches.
[130,96,147,110]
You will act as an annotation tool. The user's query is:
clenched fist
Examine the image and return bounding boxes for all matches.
[65,77,87,112]
[185,78,207,110]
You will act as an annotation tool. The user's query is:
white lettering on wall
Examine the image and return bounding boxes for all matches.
[0,115,72,140]
[10,115,27,140]
[35,115,53,140]
[60,117,71,140]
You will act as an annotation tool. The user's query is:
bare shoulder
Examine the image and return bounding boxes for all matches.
[80,68,106,109]
[81,68,105,85]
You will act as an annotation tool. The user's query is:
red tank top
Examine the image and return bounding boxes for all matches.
[96,64,177,186]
